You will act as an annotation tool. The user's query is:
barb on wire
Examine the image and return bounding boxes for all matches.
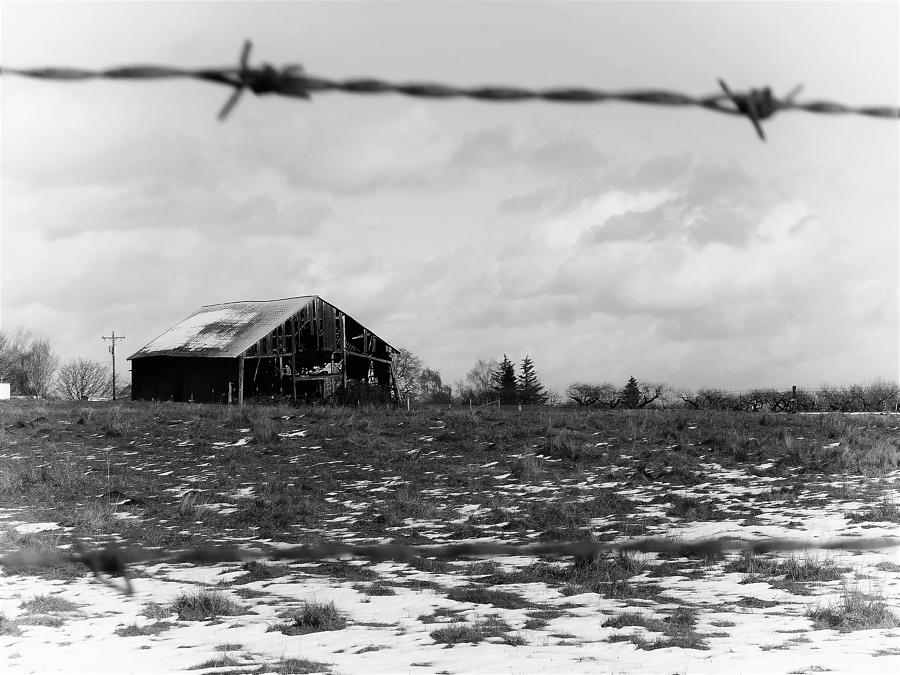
[2,535,898,596]
[1,39,898,139]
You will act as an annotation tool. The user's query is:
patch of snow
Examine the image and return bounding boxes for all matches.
[14,522,60,534]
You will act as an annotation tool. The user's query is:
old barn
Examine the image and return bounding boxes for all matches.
[128,296,399,404]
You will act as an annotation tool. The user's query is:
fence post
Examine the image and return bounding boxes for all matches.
[791,385,797,414]
[407,396,411,411]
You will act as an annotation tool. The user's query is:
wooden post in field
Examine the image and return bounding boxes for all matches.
[407,396,411,411]
[237,355,245,407]
[228,382,233,405]
[790,385,797,414]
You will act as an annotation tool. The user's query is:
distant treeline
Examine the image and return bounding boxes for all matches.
[0,329,125,400]
[671,382,900,413]
[2,329,897,412]
[400,347,899,413]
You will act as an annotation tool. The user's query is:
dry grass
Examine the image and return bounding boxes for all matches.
[0,611,22,636]
[1,398,898,663]
[603,607,709,650]
[170,590,247,621]
[114,621,176,637]
[276,601,347,635]
[20,594,78,614]
[849,499,900,523]
[445,585,534,609]
[232,560,291,584]
[430,616,524,646]
[807,586,899,632]
[271,657,332,674]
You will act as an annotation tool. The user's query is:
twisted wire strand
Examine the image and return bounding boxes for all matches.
[2,535,898,596]
[2,39,898,140]
[3,64,896,117]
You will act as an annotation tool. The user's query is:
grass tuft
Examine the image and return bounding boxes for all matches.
[430,617,522,646]
[232,560,290,584]
[602,607,709,650]
[114,621,176,637]
[546,430,581,461]
[20,594,78,614]
[848,499,900,523]
[277,600,347,635]
[726,552,848,581]
[272,657,331,674]
[170,590,246,621]
[353,582,396,596]
[188,655,243,670]
[446,585,533,609]
[141,602,172,619]
[0,612,22,636]
[807,587,899,632]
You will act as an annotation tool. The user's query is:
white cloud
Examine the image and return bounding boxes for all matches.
[542,190,674,249]
[1,2,896,393]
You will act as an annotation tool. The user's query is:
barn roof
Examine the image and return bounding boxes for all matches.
[128,296,396,359]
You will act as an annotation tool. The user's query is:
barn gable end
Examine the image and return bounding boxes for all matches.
[128,296,398,403]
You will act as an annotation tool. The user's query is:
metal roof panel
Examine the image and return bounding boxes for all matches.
[128,296,316,359]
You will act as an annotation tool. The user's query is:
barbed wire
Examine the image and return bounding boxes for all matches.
[2,41,898,141]
[2,535,898,596]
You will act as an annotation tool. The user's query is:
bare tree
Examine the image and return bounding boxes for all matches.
[23,336,58,397]
[0,329,59,397]
[858,380,899,411]
[454,357,499,403]
[419,367,445,403]
[115,373,133,399]
[636,381,668,409]
[0,331,15,383]
[675,387,701,409]
[545,388,563,406]
[566,383,603,406]
[393,347,424,401]
[565,382,622,408]
[56,358,112,400]
[598,384,622,408]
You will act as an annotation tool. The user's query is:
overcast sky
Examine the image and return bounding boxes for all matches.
[1,1,898,395]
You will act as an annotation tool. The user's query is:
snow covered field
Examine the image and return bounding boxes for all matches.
[1,402,898,674]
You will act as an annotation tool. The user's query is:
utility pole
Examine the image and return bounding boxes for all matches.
[102,331,125,401]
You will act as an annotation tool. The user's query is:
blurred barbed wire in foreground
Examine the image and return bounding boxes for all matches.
[2,41,898,140]
[2,535,898,595]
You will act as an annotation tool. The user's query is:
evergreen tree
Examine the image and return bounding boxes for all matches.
[622,376,641,409]
[490,354,518,404]
[517,355,547,405]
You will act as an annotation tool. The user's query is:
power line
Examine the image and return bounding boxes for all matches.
[101,331,125,401]
[1,41,897,141]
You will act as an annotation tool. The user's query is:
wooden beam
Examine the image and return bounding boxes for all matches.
[237,354,245,407]
[341,313,348,390]
[312,298,319,350]
[290,314,298,402]
[344,351,393,365]
[292,373,342,381]
[389,361,400,401]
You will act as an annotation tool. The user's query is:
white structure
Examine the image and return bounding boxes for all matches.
[0,383,10,400]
